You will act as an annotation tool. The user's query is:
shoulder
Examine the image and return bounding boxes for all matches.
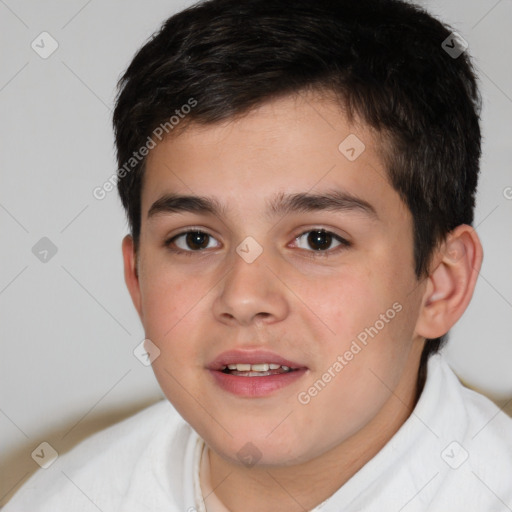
[432,354,512,505]
[437,354,512,449]
[458,376,512,470]
[3,399,190,511]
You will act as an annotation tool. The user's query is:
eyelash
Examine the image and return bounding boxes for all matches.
[164,228,351,259]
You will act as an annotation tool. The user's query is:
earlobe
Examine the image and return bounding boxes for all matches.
[122,235,143,320]
[415,225,483,339]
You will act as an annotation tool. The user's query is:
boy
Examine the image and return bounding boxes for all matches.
[5,0,512,510]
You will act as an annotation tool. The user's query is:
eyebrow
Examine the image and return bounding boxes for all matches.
[147,189,378,221]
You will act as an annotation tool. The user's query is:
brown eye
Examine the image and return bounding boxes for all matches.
[307,230,333,250]
[184,231,210,250]
[294,229,350,254]
[167,230,219,252]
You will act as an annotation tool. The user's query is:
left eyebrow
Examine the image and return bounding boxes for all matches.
[147,189,379,221]
[266,190,379,221]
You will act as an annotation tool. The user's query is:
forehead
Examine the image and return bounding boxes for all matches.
[141,93,407,225]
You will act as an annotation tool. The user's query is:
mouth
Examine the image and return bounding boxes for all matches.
[220,362,296,377]
[208,350,307,397]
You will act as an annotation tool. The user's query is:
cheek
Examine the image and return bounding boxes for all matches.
[139,270,210,419]
[138,259,208,340]
[295,317,414,451]
[297,269,414,400]
[301,269,390,347]
[321,281,420,426]
[137,268,213,406]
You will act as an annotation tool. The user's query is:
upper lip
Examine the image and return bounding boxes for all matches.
[208,349,306,371]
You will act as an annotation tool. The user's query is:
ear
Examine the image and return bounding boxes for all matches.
[122,235,143,320]
[415,224,483,339]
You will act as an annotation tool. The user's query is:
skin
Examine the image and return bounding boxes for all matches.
[122,93,483,511]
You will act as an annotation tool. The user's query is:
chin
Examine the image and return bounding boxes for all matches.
[204,423,320,468]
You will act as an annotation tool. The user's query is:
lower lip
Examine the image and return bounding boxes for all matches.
[209,369,307,397]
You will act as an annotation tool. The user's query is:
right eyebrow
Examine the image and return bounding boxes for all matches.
[147,194,229,219]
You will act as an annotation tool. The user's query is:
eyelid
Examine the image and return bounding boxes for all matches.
[292,225,351,242]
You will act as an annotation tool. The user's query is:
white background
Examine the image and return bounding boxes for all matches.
[1,0,511,505]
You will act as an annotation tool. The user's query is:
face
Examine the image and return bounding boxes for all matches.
[123,93,427,467]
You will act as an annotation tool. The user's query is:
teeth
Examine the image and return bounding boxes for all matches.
[251,363,269,372]
[224,363,291,372]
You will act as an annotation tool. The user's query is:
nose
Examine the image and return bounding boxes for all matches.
[212,248,289,327]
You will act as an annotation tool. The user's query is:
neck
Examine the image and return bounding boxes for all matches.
[202,346,424,512]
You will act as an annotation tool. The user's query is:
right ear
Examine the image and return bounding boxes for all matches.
[122,235,143,320]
